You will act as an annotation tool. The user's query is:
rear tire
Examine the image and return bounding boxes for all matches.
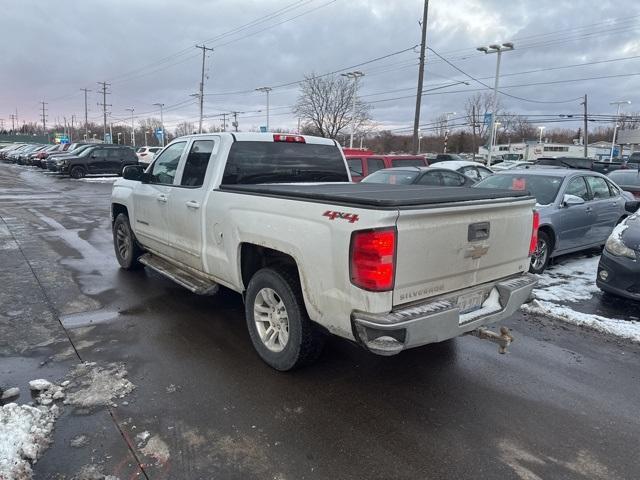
[245,267,324,371]
[113,214,143,270]
[529,231,552,274]
[70,166,86,179]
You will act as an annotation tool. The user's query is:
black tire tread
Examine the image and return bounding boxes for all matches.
[245,267,324,371]
[113,213,144,270]
[529,230,551,274]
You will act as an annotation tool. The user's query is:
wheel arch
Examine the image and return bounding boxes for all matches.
[538,223,556,253]
[111,203,129,225]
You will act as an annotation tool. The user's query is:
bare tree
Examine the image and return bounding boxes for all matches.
[293,73,371,139]
[464,92,502,140]
[175,121,195,137]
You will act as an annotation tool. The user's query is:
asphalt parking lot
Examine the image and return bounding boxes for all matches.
[2,164,640,480]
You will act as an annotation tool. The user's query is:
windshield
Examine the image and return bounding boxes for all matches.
[221,141,349,184]
[362,170,419,184]
[608,171,640,185]
[76,145,96,156]
[475,173,563,205]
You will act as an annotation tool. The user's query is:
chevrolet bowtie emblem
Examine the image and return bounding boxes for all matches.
[465,244,490,259]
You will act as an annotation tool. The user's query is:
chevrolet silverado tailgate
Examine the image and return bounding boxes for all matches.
[393,197,535,306]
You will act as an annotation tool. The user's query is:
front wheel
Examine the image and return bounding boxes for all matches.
[113,213,143,270]
[245,267,324,371]
[529,231,551,274]
[70,166,86,179]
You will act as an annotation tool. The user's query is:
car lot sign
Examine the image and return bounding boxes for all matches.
[484,113,492,125]
[155,128,164,143]
[260,126,267,133]
[54,133,70,144]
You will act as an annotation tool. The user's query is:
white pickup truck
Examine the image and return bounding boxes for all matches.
[111,133,537,370]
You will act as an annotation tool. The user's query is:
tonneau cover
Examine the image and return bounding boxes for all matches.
[219,183,531,208]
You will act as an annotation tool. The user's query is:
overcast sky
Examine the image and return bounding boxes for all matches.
[2,0,639,136]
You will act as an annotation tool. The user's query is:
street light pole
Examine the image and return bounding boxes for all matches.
[609,100,631,162]
[477,42,514,166]
[443,111,456,153]
[126,107,135,147]
[153,103,165,146]
[418,128,422,154]
[255,87,273,131]
[341,71,365,148]
[538,126,545,143]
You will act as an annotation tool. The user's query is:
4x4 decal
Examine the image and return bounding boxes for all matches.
[323,210,359,223]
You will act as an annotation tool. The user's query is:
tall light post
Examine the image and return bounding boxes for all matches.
[340,71,365,148]
[477,42,514,166]
[126,107,135,147]
[255,87,273,131]
[538,126,546,143]
[417,128,422,154]
[153,103,165,146]
[609,100,631,162]
[443,111,456,153]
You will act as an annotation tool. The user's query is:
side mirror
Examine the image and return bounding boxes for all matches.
[562,194,585,207]
[625,200,640,213]
[122,165,145,181]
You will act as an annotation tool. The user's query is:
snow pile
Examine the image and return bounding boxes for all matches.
[523,254,640,343]
[79,177,119,184]
[0,403,59,479]
[64,362,134,409]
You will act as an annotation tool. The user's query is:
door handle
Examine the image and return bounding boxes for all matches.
[156,194,167,203]
[185,200,200,209]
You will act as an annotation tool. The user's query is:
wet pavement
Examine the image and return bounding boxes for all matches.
[1,164,640,480]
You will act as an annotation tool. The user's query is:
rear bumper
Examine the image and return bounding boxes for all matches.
[352,273,537,355]
[596,250,640,300]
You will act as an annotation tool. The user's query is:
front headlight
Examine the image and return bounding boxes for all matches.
[56,159,67,166]
[604,225,636,259]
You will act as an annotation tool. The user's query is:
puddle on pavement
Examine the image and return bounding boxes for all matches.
[60,309,120,329]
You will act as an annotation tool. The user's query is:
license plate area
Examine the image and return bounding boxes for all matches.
[456,291,487,315]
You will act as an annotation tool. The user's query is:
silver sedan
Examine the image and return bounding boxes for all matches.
[475,169,635,273]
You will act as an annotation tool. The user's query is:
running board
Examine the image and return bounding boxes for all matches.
[138,253,219,295]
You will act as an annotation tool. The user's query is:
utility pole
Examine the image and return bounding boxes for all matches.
[97,82,111,143]
[40,101,48,137]
[477,42,514,166]
[609,100,631,162]
[221,112,227,132]
[71,115,75,142]
[232,111,240,132]
[580,94,588,158]
[412,0,430,154]
[153,103,165,146]
[255,87,272,131]
[81,88,91,141]
[341,71,365,148]
[195,44,214,134]
[126,107,135,146]
[10,114,16,132]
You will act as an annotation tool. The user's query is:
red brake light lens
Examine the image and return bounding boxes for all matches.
[273,134,305,143]
[350,228,396,291]
[529,210,540,256]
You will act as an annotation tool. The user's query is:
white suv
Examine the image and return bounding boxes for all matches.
[136,146,162,165]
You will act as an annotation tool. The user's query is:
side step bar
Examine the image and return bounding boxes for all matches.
[138,253,219,295]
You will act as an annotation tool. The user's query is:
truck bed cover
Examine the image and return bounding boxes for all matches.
[219,183,531,209]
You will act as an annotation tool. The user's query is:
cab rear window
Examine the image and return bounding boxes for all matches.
[222,141,348,184]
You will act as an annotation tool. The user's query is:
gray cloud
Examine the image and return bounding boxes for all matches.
[2,0,639,134]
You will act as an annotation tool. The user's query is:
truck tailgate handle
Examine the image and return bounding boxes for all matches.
[468,222,490,241]
[156,194,167,203]
[185,200,201,209]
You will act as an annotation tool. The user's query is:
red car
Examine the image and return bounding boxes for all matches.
[343,148,428,182]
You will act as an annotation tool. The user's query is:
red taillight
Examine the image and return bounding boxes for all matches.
[140,152,147,156]
[350,228,396,291]
[273,134,305,143]
[529,211,540,256]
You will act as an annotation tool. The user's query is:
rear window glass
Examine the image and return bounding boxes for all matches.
[391,158,425,168]
[362,170,419,185]
[347,158,363,176]
[222,142,348,184]
[475,174,563,205]
[608,171,640,185]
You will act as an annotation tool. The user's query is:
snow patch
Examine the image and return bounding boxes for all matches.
[64,362,135,409]
[522,300,640,343]
[140,435,170,464]
[0,403,58,479]
[1,387,20,401]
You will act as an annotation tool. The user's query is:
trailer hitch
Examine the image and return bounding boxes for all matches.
[467,326,513,354]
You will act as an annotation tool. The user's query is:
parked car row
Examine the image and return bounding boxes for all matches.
[1,142,145,178]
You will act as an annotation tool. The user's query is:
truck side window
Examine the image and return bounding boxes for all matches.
[149,142,187,185]
[367,158,385,174]
[347,159,363,176]
[181,140,215,187]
